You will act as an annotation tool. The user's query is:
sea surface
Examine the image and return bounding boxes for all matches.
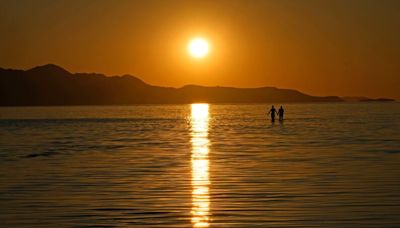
[0,103,399,227]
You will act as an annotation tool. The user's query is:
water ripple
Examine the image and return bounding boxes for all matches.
[0,103,399,227]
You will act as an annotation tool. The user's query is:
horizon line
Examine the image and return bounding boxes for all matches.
[0,63,396,100]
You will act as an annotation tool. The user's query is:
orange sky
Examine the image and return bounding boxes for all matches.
[1,0,399,99]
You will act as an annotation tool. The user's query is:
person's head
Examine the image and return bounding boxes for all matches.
[272,105,274,108]
[280,106,282,108]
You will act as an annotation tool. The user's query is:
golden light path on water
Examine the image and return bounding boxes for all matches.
[190,104,211,227]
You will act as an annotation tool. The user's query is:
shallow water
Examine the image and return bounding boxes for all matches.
[0,103,399,227]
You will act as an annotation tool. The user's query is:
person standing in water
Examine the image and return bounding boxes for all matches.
[268,105,277,122]
[278,106,284,121]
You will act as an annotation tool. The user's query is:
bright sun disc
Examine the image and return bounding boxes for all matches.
[188,38,209,59]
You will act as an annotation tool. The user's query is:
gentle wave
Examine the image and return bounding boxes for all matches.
[0,103,399,227]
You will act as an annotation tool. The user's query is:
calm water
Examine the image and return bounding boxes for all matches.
[0,103,399,227]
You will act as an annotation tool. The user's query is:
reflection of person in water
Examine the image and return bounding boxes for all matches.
[278,106,284,121]
[268,105,277,122]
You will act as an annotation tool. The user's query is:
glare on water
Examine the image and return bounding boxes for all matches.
[1,103,400,227]
[190,104,211,227]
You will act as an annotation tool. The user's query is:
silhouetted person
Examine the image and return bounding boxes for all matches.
[278,106,284,121]
[268,105,277,122]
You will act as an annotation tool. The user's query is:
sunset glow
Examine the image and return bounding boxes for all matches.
[190,103,210,227]
[1,1,399,227]
[1,1,399,98]
[188,38,210,59]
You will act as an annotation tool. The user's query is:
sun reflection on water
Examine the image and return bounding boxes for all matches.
[190,104,210,227]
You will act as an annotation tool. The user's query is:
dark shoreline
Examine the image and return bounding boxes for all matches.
[1,64,395,106]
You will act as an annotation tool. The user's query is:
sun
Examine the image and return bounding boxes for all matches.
[188,38,210,59]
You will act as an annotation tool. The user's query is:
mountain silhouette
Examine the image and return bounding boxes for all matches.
[0,64,343,106]
[27,64,71,77]
[342,96,395,102]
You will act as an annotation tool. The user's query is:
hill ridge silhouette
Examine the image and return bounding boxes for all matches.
[0,64,344,106]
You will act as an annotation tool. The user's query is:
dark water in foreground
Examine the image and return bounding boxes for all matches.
[0,103,399,227]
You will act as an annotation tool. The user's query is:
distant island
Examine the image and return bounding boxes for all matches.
[0,64,394,106]
[342,96,396,102]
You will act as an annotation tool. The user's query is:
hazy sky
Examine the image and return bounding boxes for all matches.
[1,0,399,98]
